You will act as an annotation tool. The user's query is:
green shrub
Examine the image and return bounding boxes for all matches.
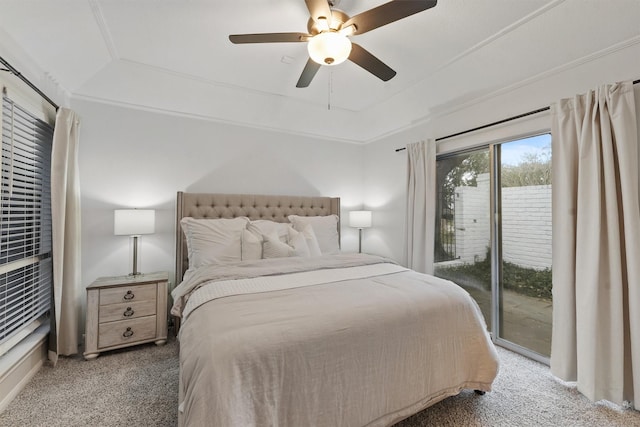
[434,248,552,300]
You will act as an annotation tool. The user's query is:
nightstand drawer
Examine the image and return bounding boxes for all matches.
[99,283,156,305]
[98,316,157,348]
[99,299,156,323]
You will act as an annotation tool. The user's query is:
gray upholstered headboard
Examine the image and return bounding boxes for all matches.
[175,192,341,285]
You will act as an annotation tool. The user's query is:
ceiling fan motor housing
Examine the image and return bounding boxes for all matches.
[307,9,349,34]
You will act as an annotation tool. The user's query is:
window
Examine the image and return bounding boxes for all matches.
[0,95,53,356]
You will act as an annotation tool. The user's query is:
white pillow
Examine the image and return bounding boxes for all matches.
[241,228,262,260]
[262,232,296,259]
[248,220,290,243]
[288,215,340,255]
[180,217,249,268]
[287,227,311,257]
[290,224,321,257]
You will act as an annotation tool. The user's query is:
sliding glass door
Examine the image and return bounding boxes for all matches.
[434,134,552,361]
[434,148,492,330]
[497,136,552,357]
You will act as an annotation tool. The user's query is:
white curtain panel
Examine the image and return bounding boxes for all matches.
[49,108,82,363]
[405,140,436,274]
[550,81,640,408]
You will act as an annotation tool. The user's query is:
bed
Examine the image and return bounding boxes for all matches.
[171,192,499,427]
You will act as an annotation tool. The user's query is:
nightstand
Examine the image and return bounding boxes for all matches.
[84,271,168,360]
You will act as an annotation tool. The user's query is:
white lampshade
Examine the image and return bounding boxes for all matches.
[114,209,155,236]
[307,31,352,66]
[349,211,372,229]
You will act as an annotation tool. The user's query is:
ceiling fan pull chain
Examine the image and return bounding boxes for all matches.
[328,70,332,111]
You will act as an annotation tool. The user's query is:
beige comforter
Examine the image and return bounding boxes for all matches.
[173,254,499,427]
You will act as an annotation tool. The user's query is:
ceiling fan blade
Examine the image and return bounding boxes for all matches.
[229,33,309,44]
[296,58,322,88]
[305,0,333,24]
[343,0,437,35]
[348,43,396,81]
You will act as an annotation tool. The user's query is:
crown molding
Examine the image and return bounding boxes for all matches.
[89,0,119,60]
[366,33,640,144]
[71,92,365,145]
[71,30,640,147]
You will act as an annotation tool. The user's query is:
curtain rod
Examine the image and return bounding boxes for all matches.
[395,78,640,152]
[0,55,59,111]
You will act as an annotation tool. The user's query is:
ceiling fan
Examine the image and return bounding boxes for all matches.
[229,0,438,88]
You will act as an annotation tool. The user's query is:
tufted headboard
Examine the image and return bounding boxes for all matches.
[175,192,341,285]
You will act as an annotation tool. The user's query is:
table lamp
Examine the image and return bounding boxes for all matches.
[349,210,372,253]
[114,209,155,275]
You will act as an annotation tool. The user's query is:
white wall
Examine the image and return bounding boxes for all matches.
[363,41,640,265]
[72,99,366,292]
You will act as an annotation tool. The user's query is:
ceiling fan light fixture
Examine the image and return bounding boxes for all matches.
[307,31,352,66]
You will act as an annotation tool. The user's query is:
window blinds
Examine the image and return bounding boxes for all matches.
[0,95,53,353]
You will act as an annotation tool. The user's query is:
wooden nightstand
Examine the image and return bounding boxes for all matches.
[84,271,168,360]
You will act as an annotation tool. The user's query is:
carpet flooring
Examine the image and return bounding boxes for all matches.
[1,337,639,427]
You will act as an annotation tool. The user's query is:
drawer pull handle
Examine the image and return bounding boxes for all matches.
[123,290,135,300]
[123,307,134,317]
[123,327,134,338]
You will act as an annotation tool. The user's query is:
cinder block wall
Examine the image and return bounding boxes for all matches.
[502,185,552,270]
[454,174,551,270]
[455,174,490,264]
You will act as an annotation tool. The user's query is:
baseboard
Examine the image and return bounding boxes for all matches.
[0,325,49,413]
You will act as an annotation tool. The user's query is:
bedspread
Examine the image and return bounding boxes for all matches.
[175,254,499,427]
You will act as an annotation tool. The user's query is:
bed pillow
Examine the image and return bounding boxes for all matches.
[287,228,311,258]
[289,224,321,257]
[288,215,340,255]
[241,228,262,261]
[262,232,296,259]
[181,217,249,268]
[247,220,290,243]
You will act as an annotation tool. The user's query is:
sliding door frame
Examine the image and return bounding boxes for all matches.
[436,131,552,365]
[492,141,550,365]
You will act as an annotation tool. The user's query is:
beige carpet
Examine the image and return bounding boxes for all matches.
[1,337,639,427]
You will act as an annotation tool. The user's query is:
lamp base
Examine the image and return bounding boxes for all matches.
[130,236,142,276]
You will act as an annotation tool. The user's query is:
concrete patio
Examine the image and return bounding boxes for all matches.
[465,286,552,357]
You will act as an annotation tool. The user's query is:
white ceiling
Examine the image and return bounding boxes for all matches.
[1,0,639,142]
